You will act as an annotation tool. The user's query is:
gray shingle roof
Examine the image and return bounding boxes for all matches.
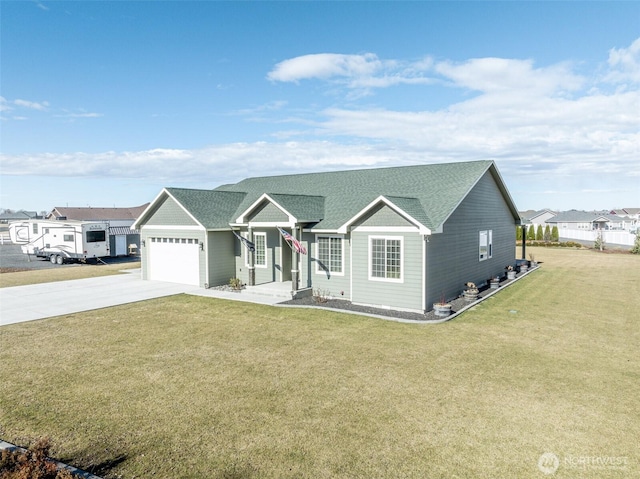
[217,160,498,230]
[549,210,621,223]
[139,160,519,232]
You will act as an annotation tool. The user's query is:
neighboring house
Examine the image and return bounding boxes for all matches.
[620,208,640,220]
[519,209,557,235]
[0,210,41,223]
[547,210,626,231]
[47,205,148,256]
[547,210,638,246]
[610,208,640,230]
[133,160,521,313]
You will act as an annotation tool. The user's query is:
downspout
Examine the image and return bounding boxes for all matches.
[522,225,527,260]
[248,226,255,286]
[422,234,428,313]
[291,225,300,292]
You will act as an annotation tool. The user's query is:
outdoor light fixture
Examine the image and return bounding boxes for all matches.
[141,240,146,247]
[200,241,204,251]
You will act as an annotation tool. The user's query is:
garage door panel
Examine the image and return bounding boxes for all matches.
[149,239,200,286]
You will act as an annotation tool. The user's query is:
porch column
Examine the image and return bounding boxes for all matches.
[291,225,300,291]
[521,225,527,260]
[248,227,255,286]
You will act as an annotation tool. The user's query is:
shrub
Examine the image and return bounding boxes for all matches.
[0,437,75,479]
[229,278,243,290]
[631,231,640,254]
[536,225,543,241]
[543,225,551,242]
[516,226,523,241]
[521,240,583,248]
[594,231,605,251]
[551,225,559,242]
[312,289,331,303]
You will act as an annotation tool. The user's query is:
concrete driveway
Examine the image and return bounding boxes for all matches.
[0,270,197,326]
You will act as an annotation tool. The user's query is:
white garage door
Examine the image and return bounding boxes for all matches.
[149,237,200,286]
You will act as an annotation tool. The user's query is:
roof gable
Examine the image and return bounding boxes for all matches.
[234,193,325,225]
[340,195,430,234]
[134,188,246,229]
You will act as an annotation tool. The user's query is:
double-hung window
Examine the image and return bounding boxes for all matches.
[316,236,343,274]
[369,236,402,282]
[479,230,493,261]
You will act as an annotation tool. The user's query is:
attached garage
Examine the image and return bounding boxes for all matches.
[148,237,200,286]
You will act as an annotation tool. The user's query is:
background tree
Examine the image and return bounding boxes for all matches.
[543,225,551,242]
[551,225,559,242]
[516,225,523,241]
[527,225,536,241]
[536,224,543,241]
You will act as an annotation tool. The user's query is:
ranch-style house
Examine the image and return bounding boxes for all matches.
[133,160,521,313]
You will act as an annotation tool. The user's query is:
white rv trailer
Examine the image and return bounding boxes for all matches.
[9,219,110,264]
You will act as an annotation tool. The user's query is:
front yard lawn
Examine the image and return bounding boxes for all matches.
[0,247,638,478]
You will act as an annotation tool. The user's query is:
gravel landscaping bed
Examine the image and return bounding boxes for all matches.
[280,267,537,322]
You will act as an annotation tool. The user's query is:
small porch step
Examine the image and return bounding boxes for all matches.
[245,282,313,301]
[246,281,295,300]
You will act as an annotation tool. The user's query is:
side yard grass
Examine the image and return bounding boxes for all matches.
[0,262,140,288]
[0,247,638,478]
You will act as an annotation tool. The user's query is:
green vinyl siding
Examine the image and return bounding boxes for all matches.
[351,231,423,312]
[248,201,288,223]
[425,170,516,308]
[144,196,198,226]
[206,231,236,287]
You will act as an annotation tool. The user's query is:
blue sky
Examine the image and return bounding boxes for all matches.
[1,1,638,213]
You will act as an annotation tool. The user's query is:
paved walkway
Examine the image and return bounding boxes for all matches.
[0,270,283,326]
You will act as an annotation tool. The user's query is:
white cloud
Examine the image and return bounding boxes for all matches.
[14,99,49,111]
[606,37,640,84]
[434,58,583,95]
[0,97,12,112]
[54,112,103,118]
[267,53,436,95]
[267,53,383,82]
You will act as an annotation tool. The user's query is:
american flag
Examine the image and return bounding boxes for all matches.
[277,226,307,255]
[232,230,255,252]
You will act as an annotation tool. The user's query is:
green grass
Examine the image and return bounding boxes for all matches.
[0,247,638,478]
[0,262,140,288]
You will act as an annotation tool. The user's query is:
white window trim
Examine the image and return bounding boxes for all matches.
[246,232,267,268]
[315,234,345,276]
[368,235,404,283]
[479,230,493,261]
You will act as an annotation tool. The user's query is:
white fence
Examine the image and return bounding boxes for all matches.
[559,229,636,246]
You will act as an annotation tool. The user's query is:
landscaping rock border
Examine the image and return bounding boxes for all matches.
[279,265,540,324]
